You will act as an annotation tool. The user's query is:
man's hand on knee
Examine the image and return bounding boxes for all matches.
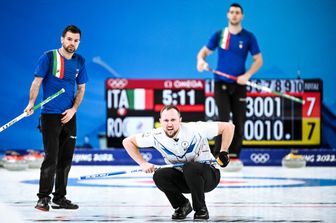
[217,151,230,167]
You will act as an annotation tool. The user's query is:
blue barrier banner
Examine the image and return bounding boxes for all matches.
[72,148,165,166]
[71,148,336,166]
[241,149,336,166]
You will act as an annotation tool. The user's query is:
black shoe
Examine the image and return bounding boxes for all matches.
[35,197,50,211]
[172,199,192,219]
[194,206,209,220]
[51,197,79,209]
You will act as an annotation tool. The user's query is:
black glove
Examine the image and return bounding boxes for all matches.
[217,151,230,167]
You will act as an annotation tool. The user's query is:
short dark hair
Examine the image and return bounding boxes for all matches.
[229,3,243,14]
[62,25,81,37]
[160,105,181,117]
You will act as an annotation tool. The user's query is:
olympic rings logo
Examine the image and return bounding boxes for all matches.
[141,152,153,162]
[106,79,128,89]
[250,153,270,163]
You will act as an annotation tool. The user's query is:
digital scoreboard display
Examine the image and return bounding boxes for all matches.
[243,79,322,146]
[106,78,322,148]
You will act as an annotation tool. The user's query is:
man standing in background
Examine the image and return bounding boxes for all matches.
[24,25,88,211]
[197,3,263,167]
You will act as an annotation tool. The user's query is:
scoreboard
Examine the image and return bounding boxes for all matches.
[106,78,322,148]
[205,79,322,146]
[243,79,322,146]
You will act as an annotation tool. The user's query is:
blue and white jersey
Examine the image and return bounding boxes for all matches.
[135,122,219,168]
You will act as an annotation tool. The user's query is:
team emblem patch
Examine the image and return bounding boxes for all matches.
[181,141,189,150]
[76,69,79,78]
[142,131,151,137]
[239,41,243,49]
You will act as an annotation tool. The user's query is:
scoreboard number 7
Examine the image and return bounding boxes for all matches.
[306,97,316,116]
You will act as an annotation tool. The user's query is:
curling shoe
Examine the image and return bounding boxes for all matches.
[172,199,192,219]
[35,197,50,211]
[51,197,79,209]
[194,206,209,220]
